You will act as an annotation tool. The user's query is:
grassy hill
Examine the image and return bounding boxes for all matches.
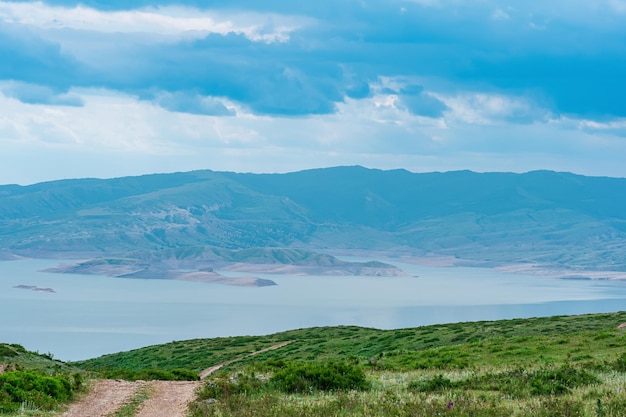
[3,311,626,416]
[70,311,626,417]
[1,167,626,271]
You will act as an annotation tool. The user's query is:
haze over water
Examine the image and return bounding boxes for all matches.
[2,258,626,361]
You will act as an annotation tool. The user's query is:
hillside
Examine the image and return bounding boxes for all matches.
[1,167,626,272]
[3,312,626,416]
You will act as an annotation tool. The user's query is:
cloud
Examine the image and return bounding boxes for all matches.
[1,84,626,185]
[395,84,448,118]
[1,81,83,106]
[1,0,626,183]
[0,25,84,90]
[0,1,306,43]
[2,0,626,118]
[491,8,510,21]
[608,0,626,13]
[436,92,553,125]
[151,91,234,116]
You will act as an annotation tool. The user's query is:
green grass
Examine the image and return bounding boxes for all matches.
[4,311,626,416]
[74,311,626,374]
[109,384,152,417]
[0,344,79,375]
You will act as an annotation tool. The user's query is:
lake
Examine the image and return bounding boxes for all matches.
[1,258,626,361]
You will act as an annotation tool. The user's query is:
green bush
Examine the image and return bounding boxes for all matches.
[199,373,265,401]
[407,374,456,392]
[270,361,369,394]
[528,366,599,396]
[0,344,25,358]
[100,368,199,381]
[613,352,626,372]
[464,365,599,397]
[0,370,75,413]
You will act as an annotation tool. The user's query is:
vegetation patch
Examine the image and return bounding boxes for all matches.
[464,365,600,397]
[98,368,199,381]
[270,361,369,394]
[0,370,82,414]
[0,344,26,359]
[110,384,153,417]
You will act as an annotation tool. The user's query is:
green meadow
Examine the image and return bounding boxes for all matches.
[2,311,626,416]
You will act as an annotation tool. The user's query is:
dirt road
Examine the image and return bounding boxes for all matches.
[199,340,294,379]
[61,340,295,417]
[62,379,147,417]
[135,381,201,417]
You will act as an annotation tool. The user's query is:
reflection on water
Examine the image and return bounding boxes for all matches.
[1,259,625,361]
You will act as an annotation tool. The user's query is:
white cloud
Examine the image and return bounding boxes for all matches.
[1,83,626,185]
[435,92,552,125]
[491,8,510,21]
[402,0,441,7]
[0,1,308,43]
[608,0,626,13]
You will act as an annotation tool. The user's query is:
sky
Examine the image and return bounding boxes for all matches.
[1,0,626,184]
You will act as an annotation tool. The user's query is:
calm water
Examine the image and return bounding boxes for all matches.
[1,258,625,361]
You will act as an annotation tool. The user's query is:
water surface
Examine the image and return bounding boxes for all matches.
[1,259,625,361]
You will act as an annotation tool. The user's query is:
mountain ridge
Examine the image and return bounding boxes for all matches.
[1,166,625,272]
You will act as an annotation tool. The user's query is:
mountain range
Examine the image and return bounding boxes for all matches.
[1,166,625,273]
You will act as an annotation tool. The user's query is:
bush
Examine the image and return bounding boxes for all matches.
[270,361,369,394]
[0,370,75,413]
[407,374,456,392]
[0,344,24,358]
[100,368,199,381]
[613,353,626,372]
[199,373,265,401]
[464,365,599,397]
[528,366,599,396]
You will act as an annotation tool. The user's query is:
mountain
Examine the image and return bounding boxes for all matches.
[1,166,626,271]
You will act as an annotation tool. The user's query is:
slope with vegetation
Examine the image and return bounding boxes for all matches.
[66,311,626,417]
[1,167,626,273]
[3,313,626,416]
[0,344,84,415]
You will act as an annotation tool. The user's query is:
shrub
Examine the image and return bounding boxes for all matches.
[99,368,199,381]
[613,353,626,372]
[270,361,369,394]
[407,374,456,392]
[464,365,599,397]
[528,366,599,396]
[0,344,22,358]
[0,370,75,413]
[199,373,265,401]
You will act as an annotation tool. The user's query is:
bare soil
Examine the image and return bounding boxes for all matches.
[61,340,295,417]
[199,340,294,379]
[61,379,147,417]
[135,381,201,417]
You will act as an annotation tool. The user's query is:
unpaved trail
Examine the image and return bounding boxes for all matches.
[199,340,295,379]
[62,379,146,417]
[135,381,201,417]
[61,340,295,417]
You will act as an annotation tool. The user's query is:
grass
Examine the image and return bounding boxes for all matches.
[74,311,626,374]
[107,384,152,417]
[3,311,626,416]
[189,363,626,416]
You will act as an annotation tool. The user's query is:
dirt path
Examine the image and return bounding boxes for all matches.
[199,340,295,379]
[135,381,201,417]
[61,340,295,417]
[62,379,146,417]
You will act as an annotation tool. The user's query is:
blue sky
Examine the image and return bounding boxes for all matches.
[1,0,626,184]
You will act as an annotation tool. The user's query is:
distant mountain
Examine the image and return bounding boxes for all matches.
[1,166,625,271]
